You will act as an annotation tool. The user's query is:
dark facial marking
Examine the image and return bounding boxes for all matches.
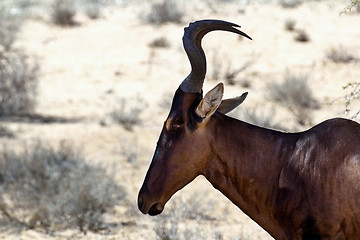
[301,216,321,240]
[168,88,202,133]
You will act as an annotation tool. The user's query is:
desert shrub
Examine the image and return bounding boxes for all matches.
[284,19,296,32]
[153,192,218,240]
[236,108,286,131]
[326,46,357,63]
[153,192,252,240]
[268,71,319,126]
[0,2,39,118]
[149,37,171,49]
[83,0,103,19]
[0,7,23,51]
[294,29,310,42]
[111,98,143,131]
[0,50,39,117]
[209,51,255,86]
[51,0,77,26]
[0,125,14,138]
[0,141,125,233]
[342,0,360,13]
[223,62,252,86]
[144,0,184,24]
[268,71,319,109]
[343,82,360,119]
[279,0,302,8]
[119,137,139,166]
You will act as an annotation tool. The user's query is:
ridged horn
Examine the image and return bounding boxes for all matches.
[180,20,252,93]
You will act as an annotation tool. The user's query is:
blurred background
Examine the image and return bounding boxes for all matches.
[0,0,359,239]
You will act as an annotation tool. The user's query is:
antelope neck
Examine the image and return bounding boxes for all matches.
[203,113,298,239]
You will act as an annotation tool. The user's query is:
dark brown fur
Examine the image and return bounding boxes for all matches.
[138,19,360,240]
[139,89,360,240]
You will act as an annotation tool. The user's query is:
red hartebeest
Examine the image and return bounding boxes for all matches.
[137,20,360,239]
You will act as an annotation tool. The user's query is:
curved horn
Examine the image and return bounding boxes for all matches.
[180,20,252,93]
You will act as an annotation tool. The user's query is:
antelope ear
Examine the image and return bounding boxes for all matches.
[196,83,224,119]
[217,92,248,114]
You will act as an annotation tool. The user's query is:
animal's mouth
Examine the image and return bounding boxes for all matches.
[148,203,163,216]
[138,195,164,216]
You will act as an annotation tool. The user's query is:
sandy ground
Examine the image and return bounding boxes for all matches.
[1,0,360,239]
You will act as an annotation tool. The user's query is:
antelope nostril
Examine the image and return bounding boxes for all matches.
[138,196,144,211]
[148,202,163,216]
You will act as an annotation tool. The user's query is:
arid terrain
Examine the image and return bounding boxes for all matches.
[0,0,359,239]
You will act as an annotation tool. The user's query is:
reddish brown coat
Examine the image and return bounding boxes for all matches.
[138,20,360,240]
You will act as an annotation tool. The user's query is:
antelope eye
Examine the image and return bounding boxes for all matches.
[170,122,182,131]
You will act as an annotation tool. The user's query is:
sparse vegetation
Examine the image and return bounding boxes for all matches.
[144,0,184,24]
[269,71,319,109]
[209,51,255,86]
[111,98,143,131]
[342,0,360,13]
[284,19,296,32]
[83,0,103,19]
[284,20,310,43]
[149,37,171,48]
[51,0,77,26]
[0,125,14,138]
[0,7,23,51]
[343,82,360,119]
[0,141,125,233]
[326,45,357,63]
[236,108,286,131]
[294,29,310,42]
[0,2,40,120]
[153,192,220,240]
[223,62,253,86]
[119,136,139,166]
[268,71,319,126]
[153,191,253,239]
[0,50,39,117]
[279,0,302,8]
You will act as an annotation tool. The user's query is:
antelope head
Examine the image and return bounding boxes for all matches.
[138,20,251,216]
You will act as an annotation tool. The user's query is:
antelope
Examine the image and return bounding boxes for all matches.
[137,20,360,239]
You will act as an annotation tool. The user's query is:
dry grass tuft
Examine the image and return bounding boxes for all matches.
[153,192,219,240]
[236,108,287,131]
[0,141,125,233]
[0,125,14,138]
[0,7,23,51]
[284,18,296,31]
[294,29,310,42]
[111,98,143,131]
[279,0,302,8]
[343,82,360,119]
[209,50,255,86]
[326,45,358,63]
[0,50,39,117]
[51,0,77,26]
[83,0,103,19]
[144,0,184,24]
[267,71,319,126]
[149,37,171,49]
